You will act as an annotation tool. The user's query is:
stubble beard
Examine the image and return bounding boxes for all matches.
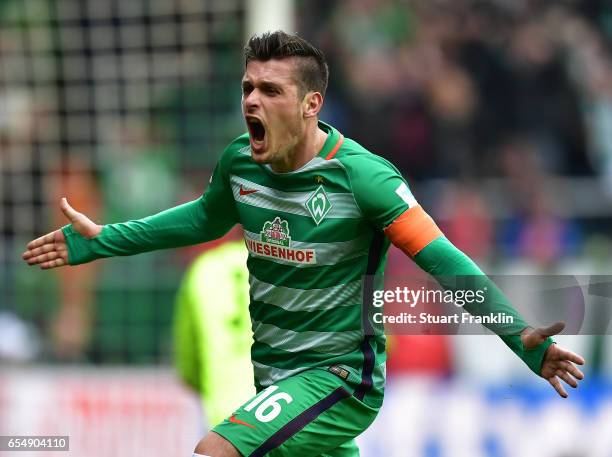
[261,123,303,171]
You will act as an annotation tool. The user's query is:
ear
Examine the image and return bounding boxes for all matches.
[302,91,323,119]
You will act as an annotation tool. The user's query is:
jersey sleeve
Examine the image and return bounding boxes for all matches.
[200,143,240,225]
[63,144,240,265]
[344,153,416,230]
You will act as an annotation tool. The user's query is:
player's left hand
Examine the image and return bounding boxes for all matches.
[521,322,585,398]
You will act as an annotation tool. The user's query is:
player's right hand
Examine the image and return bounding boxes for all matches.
[521,322,585,398]
[22,197,102,269]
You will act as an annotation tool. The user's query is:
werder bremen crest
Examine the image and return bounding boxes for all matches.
[305,185,333,225]
[261,217,291,247]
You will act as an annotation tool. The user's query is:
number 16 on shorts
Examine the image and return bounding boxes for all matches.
[243,386,293,423]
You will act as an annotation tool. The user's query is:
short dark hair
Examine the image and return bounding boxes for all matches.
[244,30,329,97]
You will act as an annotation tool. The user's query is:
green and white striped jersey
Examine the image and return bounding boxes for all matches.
[205,121,415,406]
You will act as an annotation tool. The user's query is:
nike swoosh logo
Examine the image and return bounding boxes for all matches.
[239,185,259,196]
[229,414,256,428]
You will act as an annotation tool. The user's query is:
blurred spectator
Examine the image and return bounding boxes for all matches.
[50,156,101,360]
[89,121,182,364]
[99,120,179,222]
[497,138,582,266]
[173,236,254,427]
[437,182,494,261]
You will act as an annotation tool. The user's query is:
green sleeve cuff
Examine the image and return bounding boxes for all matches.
[61,224,101,265]
[527,337,555,375]
[501,334,555,376]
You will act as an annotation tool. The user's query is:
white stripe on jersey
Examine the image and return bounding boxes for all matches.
[230,175,363,219]
[251,321,362,355]
[249,276,361,312]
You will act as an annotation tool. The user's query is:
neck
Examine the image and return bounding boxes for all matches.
[270,122,328,173]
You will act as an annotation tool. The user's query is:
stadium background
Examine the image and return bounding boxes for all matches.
[1,0,612,455]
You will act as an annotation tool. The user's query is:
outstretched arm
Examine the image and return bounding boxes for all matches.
[23,147,240,269]
[23,195,236,268]
[385,205,585,397]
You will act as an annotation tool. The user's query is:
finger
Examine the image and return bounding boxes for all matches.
[561,361,584,381]
[548,376,568,398]
[28,251,63,265]
[60,197,80,222]
[26,232,56,251]
[27,251,59,265]
[556,369,578,388]
[24,243,56,259]
[521,322,566,349]
[40,258,67,269]
[555,347,585,366]
[535,322,566,338]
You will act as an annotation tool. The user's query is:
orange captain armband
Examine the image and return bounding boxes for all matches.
[383,205,443,257]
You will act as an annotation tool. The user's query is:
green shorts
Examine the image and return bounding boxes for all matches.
[212,368,380,456]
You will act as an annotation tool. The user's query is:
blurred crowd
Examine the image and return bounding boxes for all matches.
[297,0,612,265]
[304,0,610,179]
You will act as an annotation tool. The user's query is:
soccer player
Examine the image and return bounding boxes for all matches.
[23,31,585,457]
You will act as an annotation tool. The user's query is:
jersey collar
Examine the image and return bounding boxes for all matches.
[317,121,344,160]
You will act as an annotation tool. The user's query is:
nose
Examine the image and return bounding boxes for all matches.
[243,89,260,113]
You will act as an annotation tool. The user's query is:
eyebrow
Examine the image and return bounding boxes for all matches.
[260,81,282,91]
[241,79,283,91]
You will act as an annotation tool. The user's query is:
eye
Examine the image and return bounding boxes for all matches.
[261,84,280,95]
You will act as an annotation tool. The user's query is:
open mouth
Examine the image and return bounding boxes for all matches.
[247,117,266,144]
